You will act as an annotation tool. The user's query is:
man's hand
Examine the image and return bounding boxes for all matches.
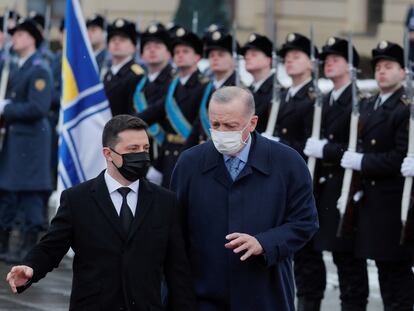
[304,138,328,159]
[6,265,33,293]
[401,157,414,177]
[0,99,11,115]
[341,151,363,171]
[225,233,263,261]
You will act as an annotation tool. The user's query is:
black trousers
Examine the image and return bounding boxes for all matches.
[376,259,414,311]
[294,242,369,309]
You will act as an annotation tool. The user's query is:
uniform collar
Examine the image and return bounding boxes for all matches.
[111,56,133,75]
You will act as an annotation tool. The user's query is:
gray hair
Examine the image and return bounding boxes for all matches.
[210,86,255,116]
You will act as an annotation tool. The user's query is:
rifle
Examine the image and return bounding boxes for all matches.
[0,3,16,151]
[44,4,52,50]
[307,25,323,179]
[336,32,359,237]
[400,27,414,244]
[264,22,282,135]
[135,15,141,61]
[232,21,240,87]
[192,11,198,34]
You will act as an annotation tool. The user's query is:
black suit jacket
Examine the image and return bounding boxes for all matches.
[19,172,196,311]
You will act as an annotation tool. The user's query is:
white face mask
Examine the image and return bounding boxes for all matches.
[210,122,250,155]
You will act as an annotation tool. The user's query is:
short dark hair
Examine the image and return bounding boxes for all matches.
[102,115,148,148]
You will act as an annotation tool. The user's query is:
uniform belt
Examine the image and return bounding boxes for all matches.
[166,133,186,144]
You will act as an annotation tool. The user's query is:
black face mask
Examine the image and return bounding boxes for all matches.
[110,149,151,182]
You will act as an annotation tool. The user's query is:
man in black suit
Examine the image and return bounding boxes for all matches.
[6,115,196,311]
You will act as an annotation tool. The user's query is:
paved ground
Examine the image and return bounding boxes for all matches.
[0,253,384,310]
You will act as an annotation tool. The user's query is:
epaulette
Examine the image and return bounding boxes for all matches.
[307,86,316,100]
[170,67,177,78]
[130,64,144,76]
[198,73,210,84]
[32,58,43,66]
[358,91,372,101]
[400,94,411,106]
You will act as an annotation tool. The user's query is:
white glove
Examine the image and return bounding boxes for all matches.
[261,132,280,142]
[0,99,11,114]
[401,157,414,177]
[303,138,328,159]
[341,151,363,171]
[146,166,163,185]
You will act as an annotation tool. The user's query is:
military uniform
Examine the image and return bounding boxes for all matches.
[86,14,110,77]
[272,33,317,158]
[301,37,370,311]
[29,11,55,66]
[138,27,205,188]
[351,42,414,310]
[185,25,239,148]
[103,18,144,116]
[0,18,52,263]
[241,33,275,133]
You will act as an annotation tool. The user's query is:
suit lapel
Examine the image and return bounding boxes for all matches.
[90,171,125,240]
[127,179,154,242]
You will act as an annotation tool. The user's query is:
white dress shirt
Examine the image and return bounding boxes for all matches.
[330,82,351,105]
[104,170,139,216]
[110,56,132,75]
[148,71,161,82]
[285,78,312,102]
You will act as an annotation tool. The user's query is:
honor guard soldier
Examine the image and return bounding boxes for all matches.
[269,33,315,156]
[133,22,174,169]
[86,14,110,77]
[341,41,414,310]
[138,27,205,187]
[103,18,144,116]
[270,32,319,310]
[241,33,274,133]
[28,11,55,66]
[0,17,53,263]
[302,37,369,311]
[49,19,65,188]
[138,22,174,107]
[185,24,239,148]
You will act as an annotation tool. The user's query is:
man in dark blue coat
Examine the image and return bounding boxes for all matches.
[0,17,52,263]
[171,86,318,311]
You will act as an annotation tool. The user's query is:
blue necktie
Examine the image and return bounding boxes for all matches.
[227,157,242,180]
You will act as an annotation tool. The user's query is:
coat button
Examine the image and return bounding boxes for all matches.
[173,150,179,156]
[371,180,375,186]
[328,134,334,140]
[282,128,287,134]
[11,92,16,98]
[165,150,170,156]
[371,139,376,145]
[328,173,333,178]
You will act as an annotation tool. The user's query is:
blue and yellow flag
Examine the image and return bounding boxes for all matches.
[58,0,111,189]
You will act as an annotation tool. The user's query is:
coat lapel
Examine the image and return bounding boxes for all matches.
[127,179,154,242]
[324,85,352,125]
[90,171,125,240]
[362,88,403,135]
[201,142,233,189]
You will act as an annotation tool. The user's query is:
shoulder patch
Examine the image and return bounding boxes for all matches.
[34,79,46,91]
[131,64,144,75]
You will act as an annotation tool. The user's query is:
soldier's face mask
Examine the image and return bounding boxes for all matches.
[110,149,151,181]
[210,122,250,155]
